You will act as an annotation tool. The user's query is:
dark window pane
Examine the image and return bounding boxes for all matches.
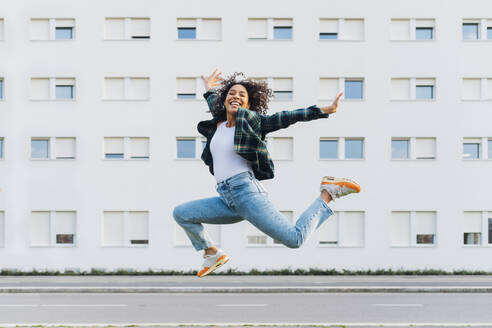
[463,143,480,159]
[55,27,73,40]
[392,140,409,159]
[177,139,195,158]
[320,33,338,40]
[320,140,338,159]
[319,240,338,245]
[130,239,149,245]
[31,140,49,159]
[131,36,150,39]
[489,218,492,244]
[416,85,434,99]
[345,139,363,159]
[0,80,3,99]
[273,91,292,100]
[177,93,196,100]
[178,28,196,39]
[105,153,124,159]
[56,234,74,244]
[488,27,492,40]
[0,139,3,159]
[416,27,433,40]
[489,140,492,159]
[274,26,292,40]
[56,85,74,99]
[464,232,481,245]
[344,80,363,99]
[463,23,479,40]
[417,234,434,244]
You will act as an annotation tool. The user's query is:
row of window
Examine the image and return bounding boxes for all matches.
[2,17,491,41]
[2,77,492,101]
[0,137,491,161]
[0,211,490,248]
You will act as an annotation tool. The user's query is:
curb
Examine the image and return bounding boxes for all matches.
[0,286,491,293]
[1,323,492,327]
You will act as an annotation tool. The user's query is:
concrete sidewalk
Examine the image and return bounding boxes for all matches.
[1,275,492,293]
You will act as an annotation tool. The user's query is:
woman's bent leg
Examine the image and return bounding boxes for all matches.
[235,193,333,249]
[173,197,243,251]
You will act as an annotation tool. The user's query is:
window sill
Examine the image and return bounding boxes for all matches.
[30,99,76,102]
[246,244,285,248]
[175,39,222,42]
[174,158,201,161]
[319,39,365,42]
[390,99,436,102]
[318,158,365,161]
[29,39,76,42]
[103,38,151,41]
[318,245,365,248]
[389,40,436,42]
[462,159,491,161]
[30,159,77,161]
[101,245,149,248]
[272,159,294,162]
[247,39,294,42]
[390,245,437,248]
[390,159,437,161]
[102,98,149,101]
[461,99,492,102]
[102,158,150,161]
[30,245,76,248]
[174,99,203,102]
[173,245,193,248]
[462,40,492,42]
[462,245,490,248]
[341,99,365,102]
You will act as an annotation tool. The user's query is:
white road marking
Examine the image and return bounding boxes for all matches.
[216,303,268,307]
[371,303,424,307]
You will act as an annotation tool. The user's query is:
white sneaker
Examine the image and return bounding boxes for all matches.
[320,176,361,200]
[197,249,230,278]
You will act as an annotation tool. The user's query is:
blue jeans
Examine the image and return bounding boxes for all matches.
[173,171,333,251]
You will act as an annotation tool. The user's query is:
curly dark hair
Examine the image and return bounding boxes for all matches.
[211,72,273,118]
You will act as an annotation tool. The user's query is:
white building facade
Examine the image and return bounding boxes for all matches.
[0,0,491,272]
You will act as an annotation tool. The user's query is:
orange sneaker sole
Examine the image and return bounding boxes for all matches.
[321,176,361,193]
[197,255,230,278]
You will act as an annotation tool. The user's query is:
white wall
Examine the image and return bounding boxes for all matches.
[0,0,491,272]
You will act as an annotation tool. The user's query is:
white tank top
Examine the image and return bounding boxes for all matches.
[210,121,252,182]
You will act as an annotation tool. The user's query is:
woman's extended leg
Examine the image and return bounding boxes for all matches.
[173,197,243,251]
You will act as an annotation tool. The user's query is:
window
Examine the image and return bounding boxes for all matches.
[489,216,492,245]
[319,18,364,40]
[391,211,436,246]
[489,139,492,159]
[344,79,363,99]
[104,137,149,160]
[177,138,196,159]
[345,139,364,159]
[272,78,293,100]
[247,211,293,246]
[103,77,149,100]
[462,78,481,100]
[102,211,149,246]
[175,222,220,247]
[30,78,75,100]
[463,138,481,159]
[0,19,4,40]
[464,212,482,245]
[31,137,76,160]
[104,18,150,40]
[318,211,365,247]
[247,18,292,40]
[320,139,338,159]
[415,79,435,99]
[30,18,75,40]
[267,137,293,160]
[0,78,3,99]
[0,137,3,159]
[30,211,76,247]
[320,137,364,160]
[391,78,410,100]
[392,139,409,159]
[463,23,479,40]
[31,138,49,159]
[0,211,4,247]
[177,18,221,40]
[390,19,435,41]
[488,27,492,40]
[273,19,293,40]
[415,138,436,159]
[319,78,340,100]
[392,137,436,160]
[176,78,197,99]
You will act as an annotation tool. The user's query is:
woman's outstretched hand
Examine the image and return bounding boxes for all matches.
[201,69,223,92]
[320,92,343,114]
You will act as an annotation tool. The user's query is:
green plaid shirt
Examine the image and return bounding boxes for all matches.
[197,91,330,180]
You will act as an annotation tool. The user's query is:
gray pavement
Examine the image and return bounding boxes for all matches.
[0,292,492,326]
[1,275,492,293]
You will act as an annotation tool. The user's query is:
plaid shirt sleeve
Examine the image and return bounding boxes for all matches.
[260,106,329,135]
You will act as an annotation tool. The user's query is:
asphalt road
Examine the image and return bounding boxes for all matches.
[0,292,492,326]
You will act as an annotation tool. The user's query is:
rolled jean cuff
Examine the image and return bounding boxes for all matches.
[317,197,333,215]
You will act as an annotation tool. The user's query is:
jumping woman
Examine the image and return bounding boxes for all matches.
[173,70,361,277]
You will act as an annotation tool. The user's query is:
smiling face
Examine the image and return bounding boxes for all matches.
[223,84,250,112]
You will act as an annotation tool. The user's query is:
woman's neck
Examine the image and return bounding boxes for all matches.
[225,110,236,128]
